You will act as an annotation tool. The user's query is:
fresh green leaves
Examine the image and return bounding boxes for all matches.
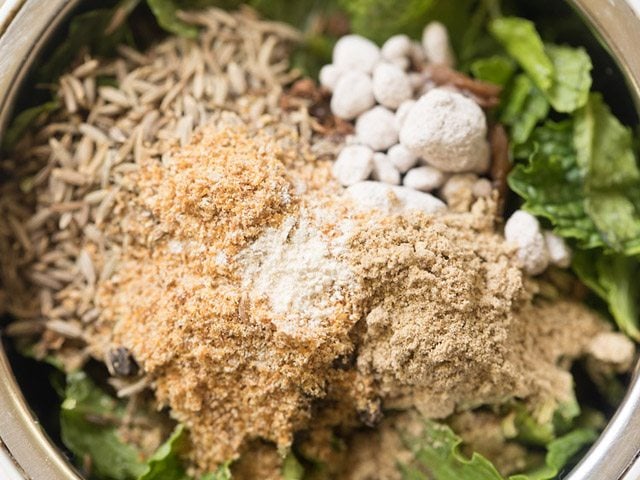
[282,453,305,480]
[200,466,233,480]
[340,0,437,44]
[479,17,591,148]
[470,55,516,86]
[38,5,133,83]
[508,94,640,339]
[401,419,596,480]
[138,425,191,480]
[401,420,504,480]
[146,0,203,37]
[500,74,549,145]
[573,94,640,255]
[60,373,230,480]
[508,94,640,257]
[504,398,581,449]
[508,121,603,248]
[489,17,592,114]
[60,372,147,480]
[509,429,597,480]
[574,94,640,255]
[573,252,640,340]
[489,18,554,92]
[490,12,639,345]
[1,101,59,152]
[544,45,592,114]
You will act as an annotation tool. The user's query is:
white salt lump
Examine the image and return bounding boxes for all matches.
[372,63,413,109]
[331,71,375,120]
[422,21,455,67]
[387,56,410,71]
[319,64,342,92]
[332,145,374,186]
[387,143,418,173]
[544,231,572,268]
[346,181,446,215]
[372,153,401,185]
[333,34,381,73]
[355,106,398,151]
[504,210,550,276]
[381,34,412,60]
[399,88,490,173]
[394,100,416,129]
[403,166,447,192]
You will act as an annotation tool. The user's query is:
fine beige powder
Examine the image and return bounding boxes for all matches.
[237,209,355,338]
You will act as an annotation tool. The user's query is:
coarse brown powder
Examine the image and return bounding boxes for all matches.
[91,121,366,472]
[347,199,608,420]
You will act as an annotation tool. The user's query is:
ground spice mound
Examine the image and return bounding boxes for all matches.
[94,129,610,474]
[350,204,527,418]
[92,121,369,472]
[348,201,608,419]
[139,126,295,254]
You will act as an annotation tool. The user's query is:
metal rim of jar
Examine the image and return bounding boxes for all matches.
[0,1,639,479]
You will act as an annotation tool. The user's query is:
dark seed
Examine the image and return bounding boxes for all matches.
[107,346,139,377]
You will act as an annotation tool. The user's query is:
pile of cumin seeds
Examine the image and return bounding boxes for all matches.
[0,6,335,375]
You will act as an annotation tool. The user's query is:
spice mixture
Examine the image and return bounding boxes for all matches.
[0,5,633,480]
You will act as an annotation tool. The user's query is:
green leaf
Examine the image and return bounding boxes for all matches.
[544,44,592,113]
[574,93,640,254]
[470,55,516,86]
[282,453,305,480]
[509,429,597,480]
[574,93,640,188]
[60,372,147,480]
[138,424,234,480]
[146,0,207,38]
[501,74,549,145]
[401,418,596,480]
[340,0,437,44]
[489,17,554,91]
[573,251,640,341]
[490,17,592,113]
[38,6,133,83]
[504,397,581,449]
[508,103,640,256]
[200,464,233,480]
[510,404,555,447]
[508,121,603,248]
[138,425,190,480]
[1,101,60,152]
[401,420,504,480]
[552,398,581,436]
[585,192,640,255]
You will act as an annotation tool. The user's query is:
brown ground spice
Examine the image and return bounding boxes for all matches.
[349,201,608,419]
[91,121,371,472]
[91,122,609,475]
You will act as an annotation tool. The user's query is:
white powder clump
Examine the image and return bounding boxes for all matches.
[400,88,489,173]
[504,210,549,275]
[346,181,446,215]
[237,211,355,338]
[372,63,413,109]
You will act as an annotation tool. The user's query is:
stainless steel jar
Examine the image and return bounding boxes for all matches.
[1,1,639,479]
